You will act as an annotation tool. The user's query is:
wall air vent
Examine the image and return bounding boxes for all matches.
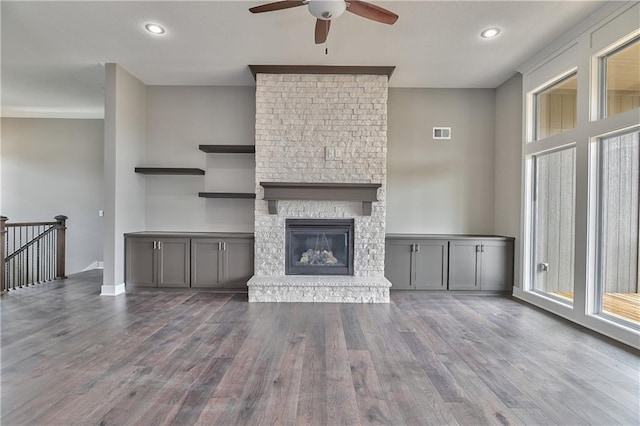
[433,127,451,140]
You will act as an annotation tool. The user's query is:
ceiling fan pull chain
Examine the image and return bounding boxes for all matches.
[325,24,329,55]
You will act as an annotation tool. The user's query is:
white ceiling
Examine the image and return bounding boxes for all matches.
[2,0,609,118]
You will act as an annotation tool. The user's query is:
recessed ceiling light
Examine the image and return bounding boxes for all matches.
[144,23,166,35]
[480,28,501,39]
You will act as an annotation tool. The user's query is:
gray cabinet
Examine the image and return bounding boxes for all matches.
[385,239,448,290]
[191,237,253,289]
[448,239,513,291]
[125,232,254,289]
[126,237,190,288]
[386,235,514,292]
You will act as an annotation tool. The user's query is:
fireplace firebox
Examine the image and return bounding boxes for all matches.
[285,219,354,275]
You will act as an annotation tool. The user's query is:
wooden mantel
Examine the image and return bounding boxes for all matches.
[260,182,382,216]
[248,65,395,80]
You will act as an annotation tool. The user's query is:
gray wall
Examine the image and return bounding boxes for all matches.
[387,88,496,234]
[2,84,518,280]
[1,117,104,274]
[103,64,146,292]
[145,86,255,232]
[143,86,502,236]
[494,73,523,286]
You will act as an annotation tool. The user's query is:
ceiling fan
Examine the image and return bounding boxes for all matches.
[249,0,399,44]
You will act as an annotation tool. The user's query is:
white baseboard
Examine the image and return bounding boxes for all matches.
[83,261,105,271]
[100,283,126,296]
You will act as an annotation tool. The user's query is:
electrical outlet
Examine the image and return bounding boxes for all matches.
[325,147,335,160]
[98,210,104,217]
[334,148,342,158]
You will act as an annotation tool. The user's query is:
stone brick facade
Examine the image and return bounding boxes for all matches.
[248,73,391,302]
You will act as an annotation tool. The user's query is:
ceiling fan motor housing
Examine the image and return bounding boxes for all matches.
[308,0,347,20]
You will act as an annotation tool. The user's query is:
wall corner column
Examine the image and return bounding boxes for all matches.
[102,63,147,296]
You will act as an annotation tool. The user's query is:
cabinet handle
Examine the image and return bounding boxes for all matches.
[158,241,162,250]
[476,245,480,252]
[153,241,157,250]
[410,244,414,252]
[218,242,222,250]
[415,244,420,252]
[481,245,485,252]
[223,242,227,251]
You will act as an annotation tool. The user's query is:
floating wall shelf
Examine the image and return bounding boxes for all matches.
[135,167,205,175]
[199,145,255,154]
[198,192,256,199]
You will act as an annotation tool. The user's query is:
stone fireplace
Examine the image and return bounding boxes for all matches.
[247,68,392,303]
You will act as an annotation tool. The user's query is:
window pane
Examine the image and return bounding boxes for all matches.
[532,148,576,302]
[536,74,577,140]
[603,38,640,118]
[597,131,640,325]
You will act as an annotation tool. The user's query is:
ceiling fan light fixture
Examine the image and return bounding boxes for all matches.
[308,0,346,21]
[480,27,501,39]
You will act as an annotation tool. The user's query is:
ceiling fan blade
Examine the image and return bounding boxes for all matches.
[345,1,398,25]
[315,19,331,44]
[249,1,306,14]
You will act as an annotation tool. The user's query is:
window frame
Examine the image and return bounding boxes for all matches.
[530,69,578,142]
[528,144,577,306]
[589,126,640,330]
[594,33,640,120]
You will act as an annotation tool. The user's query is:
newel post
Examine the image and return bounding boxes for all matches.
[1,216,7,292]
[55,215,68,279]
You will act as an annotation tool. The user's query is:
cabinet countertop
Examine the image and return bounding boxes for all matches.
[125,232,512,241]
[125,231,255,239]
[386,234,515,241]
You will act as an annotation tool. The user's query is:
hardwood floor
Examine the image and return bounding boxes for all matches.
[2,270,639,425]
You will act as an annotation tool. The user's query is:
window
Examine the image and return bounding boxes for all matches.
[521,6,640,346]
[595,130,639,326]
[535,73,578,140]
[531,147,576,303]
[601,37,640,118]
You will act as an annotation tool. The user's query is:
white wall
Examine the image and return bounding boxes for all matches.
[1,117,104,274]
[494,73,523,287]
[102,63,146,295]
[387,88,496,234]
[145,86,255,232]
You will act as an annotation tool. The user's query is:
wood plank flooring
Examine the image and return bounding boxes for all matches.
[2,270,639,425]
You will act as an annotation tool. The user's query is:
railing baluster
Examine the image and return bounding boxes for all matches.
[36,229,41,284]
[26,226,30,286]
[0,216,5,292]
[50,231,54,281]
[19,227,23,288]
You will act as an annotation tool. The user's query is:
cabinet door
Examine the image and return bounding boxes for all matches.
[413,240,448,290]
[157,238,190,288]
[221,238,254,288]
[480,241,513,291]
[448,240,481,290]
[126,237,157,287]
[385,241,414,290]
[191,238,223,288]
